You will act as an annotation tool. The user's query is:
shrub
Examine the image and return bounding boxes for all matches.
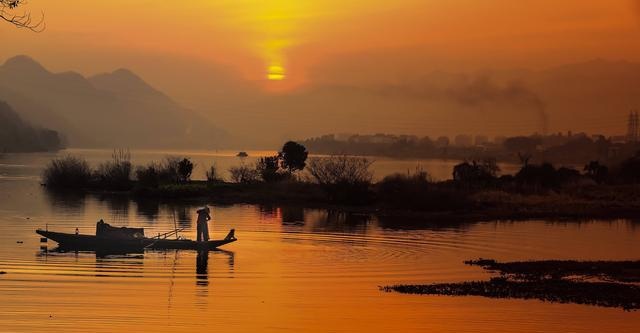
[135,163,160,188]
[515,163,581,190]
[377,169,430,206]
[205,164,223,183]
[256,156,289,182]
[515,163,557,189]
[159,156,181,184]
[616,152,640,184]
[95,149,132,190]
[584,160,608,184]
[229,164,260,183]
[43,155,92,189]
[135,156,195,187]
[307,155,374,204]
[376,169,470,210]
[453,159,499,186]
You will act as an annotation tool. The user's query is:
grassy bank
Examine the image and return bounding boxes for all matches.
[40,150,640,222]
[55,181,640,222]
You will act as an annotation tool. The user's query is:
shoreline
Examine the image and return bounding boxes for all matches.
[45,181,640,223]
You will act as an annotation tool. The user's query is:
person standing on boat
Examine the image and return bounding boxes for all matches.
[196,206,211,242]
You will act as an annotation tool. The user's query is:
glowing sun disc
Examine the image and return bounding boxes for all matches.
[267,65,285,80]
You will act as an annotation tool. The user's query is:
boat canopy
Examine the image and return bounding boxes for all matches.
[96,220,145,239]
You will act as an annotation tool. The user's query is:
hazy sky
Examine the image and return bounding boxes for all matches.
[2,1,640,144]
[1,1,638,85]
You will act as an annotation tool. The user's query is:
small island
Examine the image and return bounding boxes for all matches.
[382,259,640,310]
[39,140,640,222]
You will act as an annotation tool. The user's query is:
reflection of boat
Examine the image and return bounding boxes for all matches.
[36,221,236,252]
[236,151,248,157]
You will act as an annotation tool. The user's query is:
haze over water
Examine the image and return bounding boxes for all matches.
[1,151,639,332]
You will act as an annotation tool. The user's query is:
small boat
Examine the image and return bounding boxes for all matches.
[236,151,248,157]
[36,220,236,252]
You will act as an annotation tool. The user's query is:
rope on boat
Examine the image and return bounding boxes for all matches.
[145,227,185,249]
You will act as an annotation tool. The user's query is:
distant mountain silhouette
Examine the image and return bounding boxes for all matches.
[0,55,228,148]
[0,101,63,153]
[89,68,169,101]
[254,58,640,139]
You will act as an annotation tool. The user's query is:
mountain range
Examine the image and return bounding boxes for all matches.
[2,54,640,150]
[0,55,228,149]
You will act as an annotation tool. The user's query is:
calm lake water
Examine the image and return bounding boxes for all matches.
[0,151,639,332]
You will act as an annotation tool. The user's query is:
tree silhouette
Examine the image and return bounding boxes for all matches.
[1,1,44,31]
[279,141,308,173]
[584,160,608,184]
[257,156,286,182]
[177,158,194,183]
[453,159,499,185]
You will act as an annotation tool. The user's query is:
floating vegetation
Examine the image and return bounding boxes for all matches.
[381,259,640,310]
[465,259,640,283]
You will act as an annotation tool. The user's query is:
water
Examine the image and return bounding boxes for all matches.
[3,148,519,181]
[1,151,639,332]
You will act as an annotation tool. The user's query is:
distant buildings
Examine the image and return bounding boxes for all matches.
[303,112,640,163]
[454,134,473,147]
[474,135,489,146]
[435,136,450,148]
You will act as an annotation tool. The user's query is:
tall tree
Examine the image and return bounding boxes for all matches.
[177,158,194,183]
[279,141,308,173]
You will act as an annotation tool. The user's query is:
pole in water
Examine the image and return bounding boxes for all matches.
[172,209,179,239]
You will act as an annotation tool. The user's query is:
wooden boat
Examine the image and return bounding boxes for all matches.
[36,221,236,252]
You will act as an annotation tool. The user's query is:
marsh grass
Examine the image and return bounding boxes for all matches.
[42,155,91,189]
[95,149,133,190]
[205,164,224,183]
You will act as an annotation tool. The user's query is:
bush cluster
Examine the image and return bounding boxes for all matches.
[43,155,92,189]
[228,141,308,183]
[43,152,199,190]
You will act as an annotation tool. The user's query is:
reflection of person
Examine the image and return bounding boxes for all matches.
[196,206,211,242]
[196,249,209,276]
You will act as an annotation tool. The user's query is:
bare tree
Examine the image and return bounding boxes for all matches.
[307,155,373,186]
[1,1,44,31]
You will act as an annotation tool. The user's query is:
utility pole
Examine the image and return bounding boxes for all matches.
[628,110,639,143]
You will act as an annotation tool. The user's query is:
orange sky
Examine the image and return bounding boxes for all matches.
[1,0,639,89]
[2,1,640,142]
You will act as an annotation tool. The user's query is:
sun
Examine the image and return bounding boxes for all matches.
[267,65,285,80]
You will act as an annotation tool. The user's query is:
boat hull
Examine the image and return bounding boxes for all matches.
[36,229,236,252]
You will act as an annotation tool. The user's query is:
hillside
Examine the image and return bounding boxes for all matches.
[0,101,63,153]
[0,55,228,149]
